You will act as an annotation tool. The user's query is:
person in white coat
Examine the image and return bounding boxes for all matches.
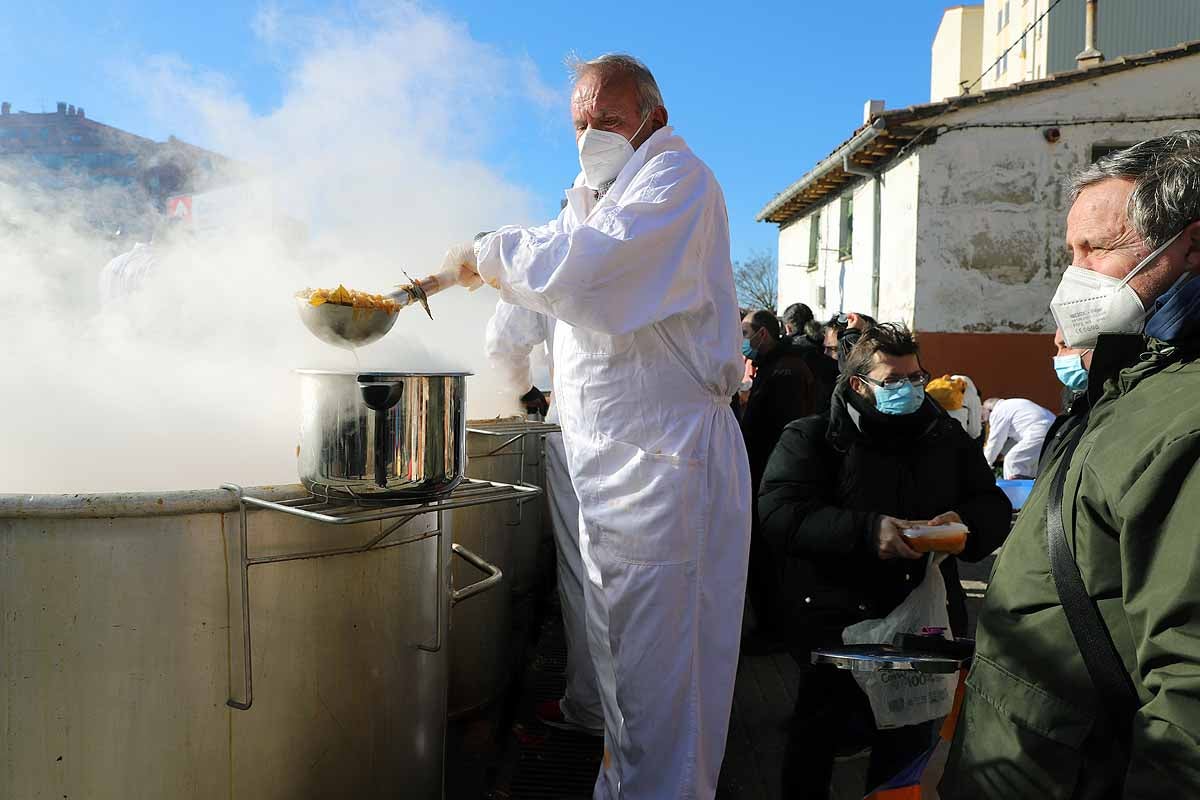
[484,300,605,735]
[445,53,751,799]
[981,397,1056,479]
[98,240,157,303]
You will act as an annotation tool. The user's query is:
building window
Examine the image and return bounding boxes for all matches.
[1004,1,1010,26]
[1001,52,1009,73]
[1091,143,1135,163]
[997,9,1003,33]
[807,210,821,271]
[839,196,853,260]
[818,285,827,307]
[1020,33,1026,56]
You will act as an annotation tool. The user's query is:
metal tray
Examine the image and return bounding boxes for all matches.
[811,644,965,674]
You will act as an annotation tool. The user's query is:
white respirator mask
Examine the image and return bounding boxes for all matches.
[577,113,650,190]
[1049,229,1185,348]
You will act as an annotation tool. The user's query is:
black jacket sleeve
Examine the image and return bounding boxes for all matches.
[952,433,1013,562]
[758,418,878,559]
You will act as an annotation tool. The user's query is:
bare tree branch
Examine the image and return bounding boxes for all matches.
[733,250,778,311]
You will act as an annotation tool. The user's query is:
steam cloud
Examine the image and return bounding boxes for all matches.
[1,5,561,493]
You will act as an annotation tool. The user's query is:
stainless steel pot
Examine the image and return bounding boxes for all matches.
[0,487,449,800]
[297,370,469,500]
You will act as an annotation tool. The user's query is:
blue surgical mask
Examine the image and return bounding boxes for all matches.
[1053,353,1090,392]
[871,381,925,415]
[742,327,762,360]
[1145,271,1200,342]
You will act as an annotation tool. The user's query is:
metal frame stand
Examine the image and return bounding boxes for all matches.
[219,478,540,710]
[466,420,559,527]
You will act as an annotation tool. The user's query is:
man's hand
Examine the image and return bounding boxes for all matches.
[927,511,968,554]
[846,312,872,332]
[439,243,484,290]
[876,515,923,560]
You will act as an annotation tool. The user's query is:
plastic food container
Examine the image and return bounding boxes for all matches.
[902,522,969,553]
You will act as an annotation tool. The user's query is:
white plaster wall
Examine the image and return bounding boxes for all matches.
[837,181,869,317]
[775,196,843,320]
[877,154,920,327]
[913,54,1200,333]
[776,215,817,314]
[776,158,920,326]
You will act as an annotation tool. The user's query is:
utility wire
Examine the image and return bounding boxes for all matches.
[938,112,1200,132]
[965,0,1065,95]
[887,0,1067,164]
[890,112,1200,166]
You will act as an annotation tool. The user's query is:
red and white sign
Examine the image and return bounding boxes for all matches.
[167,195,193,221]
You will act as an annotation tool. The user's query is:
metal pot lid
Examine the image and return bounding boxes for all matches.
[294,369,473,378]
[810,644,964,673]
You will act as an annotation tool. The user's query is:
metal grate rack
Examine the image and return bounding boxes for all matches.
[232,477,541,525]
[220,478,541,711]
[465,419,560,524]
[466,419,561,436]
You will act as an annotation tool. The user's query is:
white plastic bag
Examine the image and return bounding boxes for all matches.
[842,553,957,729]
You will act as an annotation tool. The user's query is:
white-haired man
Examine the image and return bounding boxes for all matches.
[942,132,1200,798]
[444,54,750,799]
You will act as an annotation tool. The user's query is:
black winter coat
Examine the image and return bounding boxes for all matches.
[758,384,1012,653]
[782,334,839,412]
[741,341,817,492]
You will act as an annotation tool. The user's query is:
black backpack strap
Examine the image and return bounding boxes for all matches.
[1046,429,1139,739]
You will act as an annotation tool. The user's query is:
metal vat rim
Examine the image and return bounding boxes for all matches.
[293,369,473,377]
[0,485,309,519]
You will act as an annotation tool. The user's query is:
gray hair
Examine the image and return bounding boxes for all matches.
[1069,131,1200,249]
[567,53,664,118]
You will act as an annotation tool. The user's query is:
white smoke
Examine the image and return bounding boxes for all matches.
[1,4,562,493]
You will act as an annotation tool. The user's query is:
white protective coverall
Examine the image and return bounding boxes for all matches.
[475,125,751,799]
[98,241,157,303]
[483,301,604,731]
[983,397,1056,479]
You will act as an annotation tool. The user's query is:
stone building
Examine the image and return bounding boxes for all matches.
[0,100,232,234]
[758,41,1200,408]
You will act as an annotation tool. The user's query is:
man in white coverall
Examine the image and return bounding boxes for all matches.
[445,53,751,799]
[484,300,605,735]
[981,396,1056,479]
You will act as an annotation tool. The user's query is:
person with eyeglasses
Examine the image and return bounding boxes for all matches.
[758,323,1011,798]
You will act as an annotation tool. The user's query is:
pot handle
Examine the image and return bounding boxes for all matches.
[359,381,405,488]
[450,542,503,605]
[358,380,405,411]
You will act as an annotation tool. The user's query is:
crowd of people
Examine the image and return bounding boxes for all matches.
[455,50,1200,800]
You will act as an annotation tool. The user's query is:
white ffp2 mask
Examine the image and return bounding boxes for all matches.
[1050,229,1185,348]
[577,114,649,190]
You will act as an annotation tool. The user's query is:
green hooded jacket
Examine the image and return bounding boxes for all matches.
[941,335,1200,799]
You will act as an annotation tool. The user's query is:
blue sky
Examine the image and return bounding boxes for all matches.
[1,0,962,263]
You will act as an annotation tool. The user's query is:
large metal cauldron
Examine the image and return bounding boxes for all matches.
[297,370,468,500]
[448,420,551,718]
[0,487,450,799]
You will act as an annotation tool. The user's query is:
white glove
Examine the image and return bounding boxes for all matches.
[438,243,483,291]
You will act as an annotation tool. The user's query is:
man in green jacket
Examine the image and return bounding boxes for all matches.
[941,132,1200,798]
